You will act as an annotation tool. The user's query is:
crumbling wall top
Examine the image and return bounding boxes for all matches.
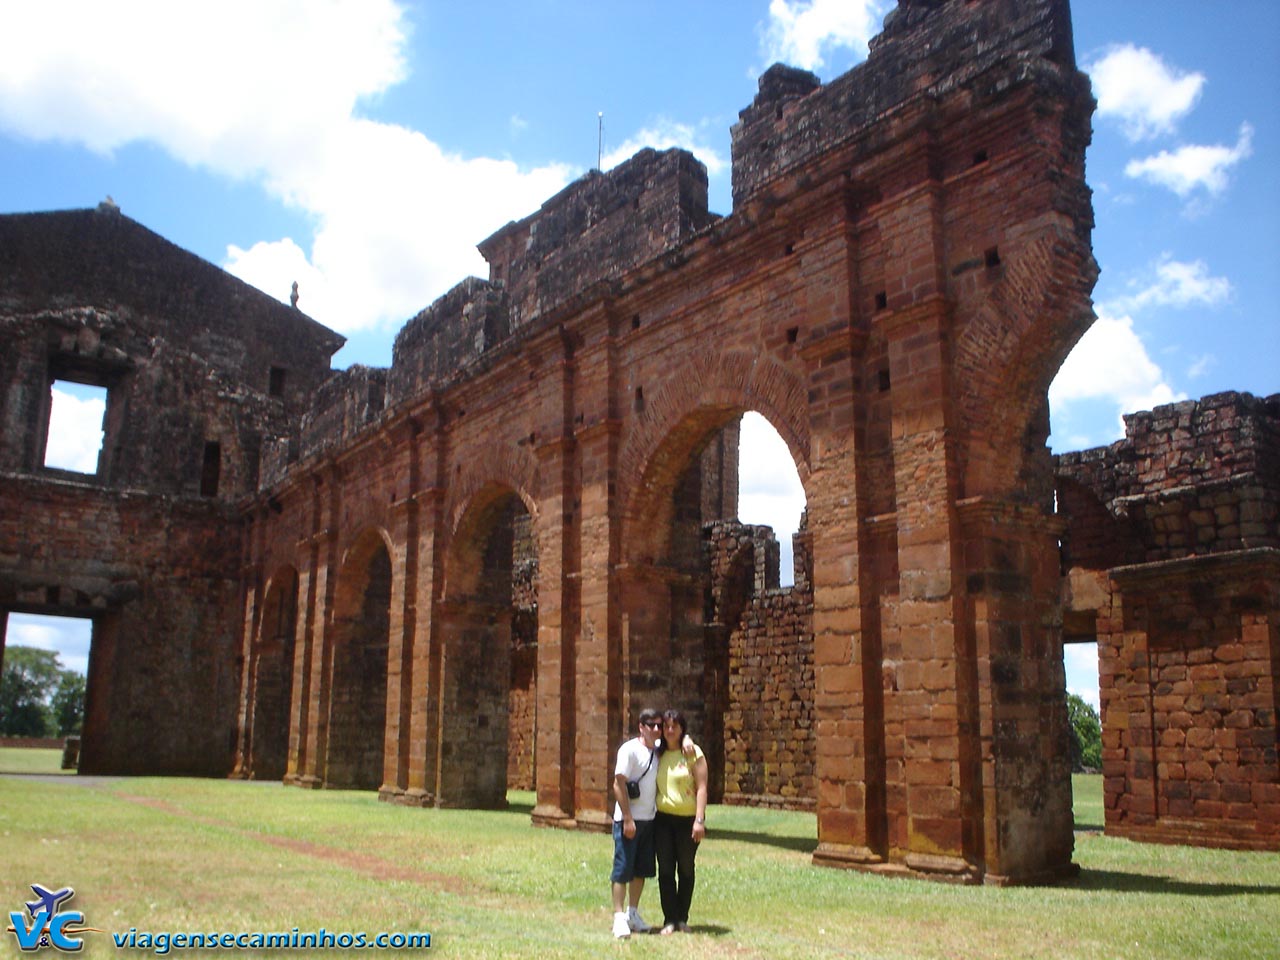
[478,147,717,329]
[732,0,1079,205]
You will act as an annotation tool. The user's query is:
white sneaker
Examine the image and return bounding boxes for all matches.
[612,912,631,939]
[627,907,651,933]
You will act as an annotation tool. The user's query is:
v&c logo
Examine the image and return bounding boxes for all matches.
[6,884,96,953]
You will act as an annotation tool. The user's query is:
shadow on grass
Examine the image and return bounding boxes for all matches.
[1075,869,1280,897]
[711,828,817,854]
[505,796,536,816]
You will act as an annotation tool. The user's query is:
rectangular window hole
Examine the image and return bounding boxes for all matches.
[786,326,799,344]
[874,291,888,311]
[631,314,641,331]
[269,366,287,397]
[784,243,795,256]
[44,380,107,474]
[634,386,645,413]
[878,368,891,392]
[984,246,1001,268]
[200,441,221,498]
[973,148,989,166]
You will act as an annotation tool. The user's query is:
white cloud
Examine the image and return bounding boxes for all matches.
[602,118,727,178]
[1086,44,1204,142]
[1125,123,1254,200]
[1064,642,1099,712]
[43,386,105,473]
[1187,354,1215,379]
[0,1,573,335]
[738,412,806,585]
[1102,255,1232,315]
[761,0,886,72]
[6,614,92,675]
[1049,313,1183,439]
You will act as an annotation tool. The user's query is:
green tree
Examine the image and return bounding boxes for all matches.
[52,669,86,736]
[0,646,62,737]
[1067,692,1102,772]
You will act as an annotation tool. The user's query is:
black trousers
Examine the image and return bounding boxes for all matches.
[654,810,699,925]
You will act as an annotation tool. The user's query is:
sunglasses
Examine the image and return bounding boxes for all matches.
[640,720,662,729]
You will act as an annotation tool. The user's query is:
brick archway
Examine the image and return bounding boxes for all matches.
[322,528,392,791]
[245,565,297,781]
[435,483,537,808]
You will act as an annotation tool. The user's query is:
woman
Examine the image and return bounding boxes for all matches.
[654,708,708,934]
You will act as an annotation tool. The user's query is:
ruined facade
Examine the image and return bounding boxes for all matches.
[0,205,344,774]
[1056,392,1280,850]
[4,0,1275,882]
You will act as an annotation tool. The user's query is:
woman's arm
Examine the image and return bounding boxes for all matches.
[692,756,708,842]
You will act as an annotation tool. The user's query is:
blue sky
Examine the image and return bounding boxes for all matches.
[2,1,1277,712]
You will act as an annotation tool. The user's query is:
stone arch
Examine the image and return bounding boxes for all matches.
[953,231,1099,501]
[615,355,810,780]
[247,565,298,781]
[619,348,810,566]
[444,442,541,563]
[436,482,538,807]
[323,527,392,790]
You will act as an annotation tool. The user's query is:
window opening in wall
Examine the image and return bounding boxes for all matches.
[269,366,287,398]
[201,441,222,497]
[1,612,91,744]
[1062,634,1102,830]
[43,380,107,474]
[738,412,807,587]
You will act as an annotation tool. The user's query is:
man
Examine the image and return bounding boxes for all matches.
[610,707,663,938]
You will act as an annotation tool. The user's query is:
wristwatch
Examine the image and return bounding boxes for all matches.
[694,817,705,824]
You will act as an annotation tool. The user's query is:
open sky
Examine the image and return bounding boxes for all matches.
[2,1,1277,712]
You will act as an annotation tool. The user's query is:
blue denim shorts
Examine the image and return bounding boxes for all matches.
[610,818,656,883]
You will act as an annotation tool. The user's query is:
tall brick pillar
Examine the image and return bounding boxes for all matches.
[574,415,624,830]
[379,439,417,802]
[961,499,1075,883]
[532,429,579,827]
[883,294,983,879]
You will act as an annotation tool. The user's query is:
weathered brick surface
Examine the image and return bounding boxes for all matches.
[1056,392,1280,850]
[3,0,1119,883]
[0,208,340,775]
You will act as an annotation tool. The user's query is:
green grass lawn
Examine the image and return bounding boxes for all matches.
[0,772,1275,959]
[0,745,73,775]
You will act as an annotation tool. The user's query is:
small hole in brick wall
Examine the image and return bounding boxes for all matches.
[973,148,989,166]
[784,243,795,256]
[786,326,799,343]
[776,106,784,120]
[878,368,891,392]
[634,386,645,413]
[529,432,536,445]
[631,314,641,331]
[633,198,640,211]
[874,291,888,311]
[985,246,1001,268]
[575,412,584,424]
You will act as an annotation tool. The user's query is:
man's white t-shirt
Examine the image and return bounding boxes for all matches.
[613,737,658,822]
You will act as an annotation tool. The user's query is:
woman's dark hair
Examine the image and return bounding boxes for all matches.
[658,708,687,754]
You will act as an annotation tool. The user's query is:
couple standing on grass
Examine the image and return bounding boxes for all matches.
[610,706,708,939]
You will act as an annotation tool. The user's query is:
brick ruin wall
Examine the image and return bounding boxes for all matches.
[707,519,817,809]
[7,0,1275,865]
[1056,392,1280,849]
[0,206,343,776]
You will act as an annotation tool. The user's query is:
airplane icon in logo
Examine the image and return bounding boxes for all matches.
[25,884,74,917]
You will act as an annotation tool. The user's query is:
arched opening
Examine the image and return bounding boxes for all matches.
[324,533,391,790]
[247,568,298,781]
[439,486,537,808]
[625,407,812,808]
